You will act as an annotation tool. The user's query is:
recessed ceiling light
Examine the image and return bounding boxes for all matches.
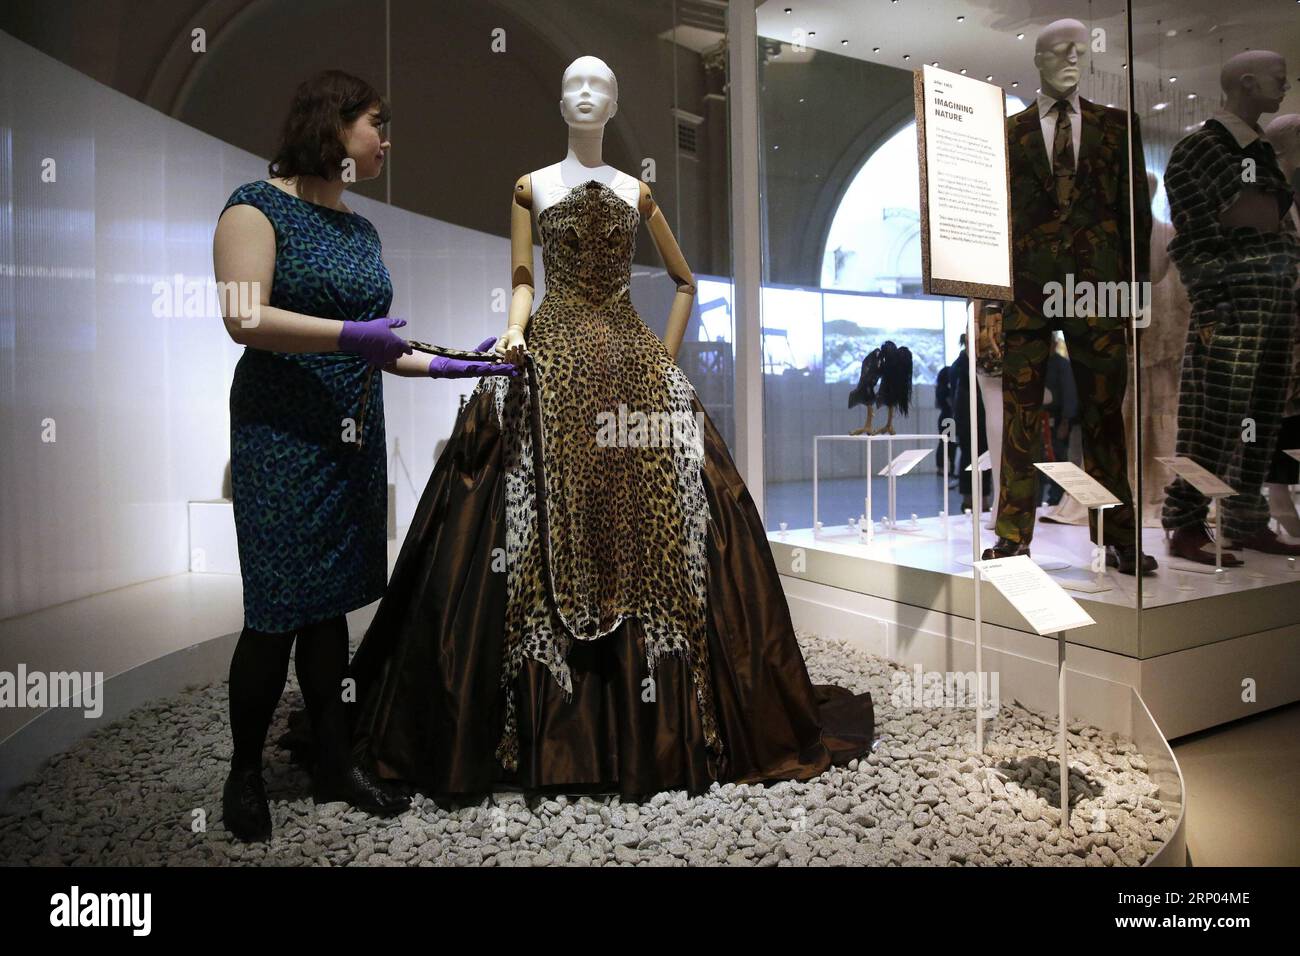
[872,47,881,53]
[1166,29,1176,37]
[1169,76,1177,83]
[1011,81,1019,87]
[986,75,993,81]
[960,68,968,75]
[957,15,965,21]
[1153,102,1168,111]
[841,39,848,45]
[903,54,911,60]
[932,60,939,66]
[784,6,792,12]
[1188,93,1197,99]
[808,31,816,36]
[1016,33,1025,40]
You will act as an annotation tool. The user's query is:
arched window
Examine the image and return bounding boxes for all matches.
[821,95,1026,294]
[821,120,923,294]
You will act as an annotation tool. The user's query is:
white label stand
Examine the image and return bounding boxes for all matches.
[1157,457,1238,577]
[878,448,935,529]
[1031,462,1120,593]
[1056,633,1069,833]
[978,554,1096,833]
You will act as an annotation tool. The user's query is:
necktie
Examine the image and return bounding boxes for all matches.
[1052,99,1075,207]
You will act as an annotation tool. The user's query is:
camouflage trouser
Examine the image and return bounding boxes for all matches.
[995,325,1135,546]
[1162,243,1299,540]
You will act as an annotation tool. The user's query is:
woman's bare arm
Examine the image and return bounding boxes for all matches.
[213,204,350,353]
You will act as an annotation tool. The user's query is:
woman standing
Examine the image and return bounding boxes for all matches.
[212,70,513,841]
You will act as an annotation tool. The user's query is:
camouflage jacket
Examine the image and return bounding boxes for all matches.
[1005,97,1152,332]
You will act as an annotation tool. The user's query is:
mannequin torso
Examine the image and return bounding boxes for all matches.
[529,162,641,219]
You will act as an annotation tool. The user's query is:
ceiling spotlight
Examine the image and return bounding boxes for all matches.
[1188,93,1197,99]
[841,39,848,45]
[1011,81,1019,87]
[960,68,968,75]
[1169,76,1177,83]
[932,61,939,66]
[872,47,881,53]
[783,6,792,12]
[1016,33,1025,40]
[957,15,965,21]
[986,75,993,81]
[903,54,911,60]
[1153,102,1168,111]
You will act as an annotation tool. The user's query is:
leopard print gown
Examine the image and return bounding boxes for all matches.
[474,179,724,777]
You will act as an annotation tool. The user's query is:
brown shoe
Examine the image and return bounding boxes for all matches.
[981,536,1031,561]
[1226,528,1300,556]
[1167,524,1243,566]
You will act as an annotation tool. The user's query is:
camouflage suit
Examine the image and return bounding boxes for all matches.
[996,97,1152,547]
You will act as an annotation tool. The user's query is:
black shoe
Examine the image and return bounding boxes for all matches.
[313,763,411,816]
[981,536,1030,561]
[223,765,272,842]
[1105,543,1158,575]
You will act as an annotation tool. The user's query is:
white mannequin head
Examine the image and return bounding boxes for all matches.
[1264,113,1300,177]
[1222,51,1290,123]
[1034,18,1089,98]
[559,56,619,129]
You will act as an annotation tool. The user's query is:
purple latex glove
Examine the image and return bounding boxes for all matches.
[337,316,412,366]
[427,336,520,379]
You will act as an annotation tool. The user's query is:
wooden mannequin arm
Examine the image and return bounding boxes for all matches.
[501,174,535,352]
[639,181,696,362]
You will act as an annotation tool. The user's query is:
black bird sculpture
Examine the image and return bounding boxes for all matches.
[848,340,912,435]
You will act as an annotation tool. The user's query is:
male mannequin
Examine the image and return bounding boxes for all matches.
[982,18,1154,574]
[1161,52,1300,563]
[1127,170,1192,525]
[1262,113,1300,536]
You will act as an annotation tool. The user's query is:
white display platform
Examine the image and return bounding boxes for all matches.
[771,519,1300,740]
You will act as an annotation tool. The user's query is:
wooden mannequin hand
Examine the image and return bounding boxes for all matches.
[494,326,527,366]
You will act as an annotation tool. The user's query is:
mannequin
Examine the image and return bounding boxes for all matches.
[1161,51,1300,562]
[496,55,695,363]
[1262,113,1300,537]
[982,18,1153,574]
[1125,170,1192,526]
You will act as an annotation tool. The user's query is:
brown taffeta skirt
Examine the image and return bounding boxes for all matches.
[339,387,874,801]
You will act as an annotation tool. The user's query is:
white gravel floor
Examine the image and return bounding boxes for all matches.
[0,630,1176,866]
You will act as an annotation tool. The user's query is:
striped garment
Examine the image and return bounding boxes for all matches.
[1161,116,1300,538]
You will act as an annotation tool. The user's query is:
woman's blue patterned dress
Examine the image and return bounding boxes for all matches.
[221,180,392,633]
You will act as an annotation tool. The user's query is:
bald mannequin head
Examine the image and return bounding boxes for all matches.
[560,56,619,129]
[1221,51,1289,125]
[1264,113,1300,176]
[1034,18,1089,98]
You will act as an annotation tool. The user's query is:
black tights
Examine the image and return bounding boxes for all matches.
[227,615,351,781]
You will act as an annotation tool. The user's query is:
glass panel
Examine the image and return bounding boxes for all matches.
[1131,3,1300,656]
[756,0,1144,652]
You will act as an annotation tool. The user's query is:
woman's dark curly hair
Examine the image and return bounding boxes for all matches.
[268,70,390,181]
